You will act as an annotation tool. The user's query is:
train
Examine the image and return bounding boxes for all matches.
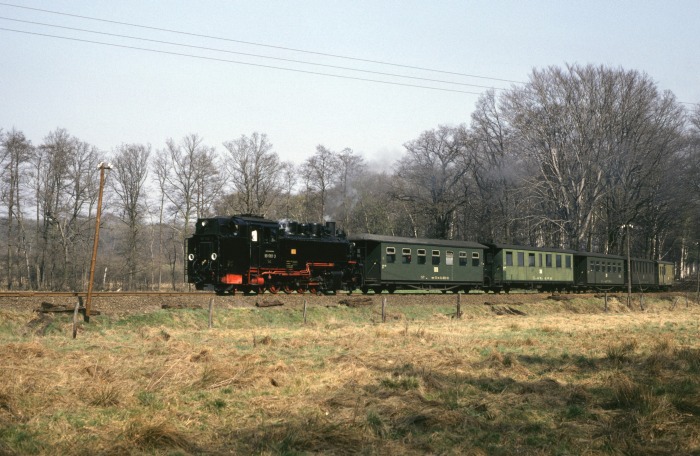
[185,214,674,295]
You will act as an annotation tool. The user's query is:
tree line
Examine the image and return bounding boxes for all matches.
[2,64,699,291]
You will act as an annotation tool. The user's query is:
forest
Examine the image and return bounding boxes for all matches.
[2,64,699,291]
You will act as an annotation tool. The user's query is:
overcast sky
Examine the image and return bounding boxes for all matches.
[1,1,698,168]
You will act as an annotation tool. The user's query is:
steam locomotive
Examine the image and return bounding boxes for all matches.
[185,214,360,295]
[185,214,674,294]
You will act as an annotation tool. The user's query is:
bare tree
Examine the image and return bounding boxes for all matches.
[160,134,220,237]
[346,171,403,236]
[276,161,298,219]
[151,150,170,290]
[502,64,685,251]
[154,134,220,290]
[467,91,523,243]
[31,129,99,290]
[301,145,340,220]
[1,129,33,288]
[600,78,685,255]
[392,125,471,239]
[332,148,366,230]
[222,132,282,216]
[676,105,700,278]
[110,143,151,290]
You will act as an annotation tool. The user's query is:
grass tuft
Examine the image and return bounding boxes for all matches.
[605,339,638,364]
[117,419,195,453]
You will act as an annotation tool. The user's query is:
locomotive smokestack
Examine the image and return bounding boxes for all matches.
[325,221,336,236]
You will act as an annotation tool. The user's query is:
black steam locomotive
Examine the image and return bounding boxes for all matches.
[185,214,360,294]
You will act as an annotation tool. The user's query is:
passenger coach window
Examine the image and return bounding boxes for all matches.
[417,249,426,264]
[446,251,454,266]
[566,256,572,269]
[546,254,552,268]
[556,255,562,268]
[505,251,513,266]
[528,253,535,267]
[472,252,480,267]
[517,252,525,267]
[432,250,441,265]
[459,251,468,266]
[386,247,396,263]
[402,248,412,264]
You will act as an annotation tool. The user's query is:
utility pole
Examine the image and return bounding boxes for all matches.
[85,162,112,322]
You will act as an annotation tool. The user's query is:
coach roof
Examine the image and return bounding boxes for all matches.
[349,233,486,249]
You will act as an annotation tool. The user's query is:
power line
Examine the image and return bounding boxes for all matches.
[0,1,525,85]
[0,16,508,91]
[0,27,487,95]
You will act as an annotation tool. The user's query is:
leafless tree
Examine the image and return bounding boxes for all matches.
[153,134,220,290]
[160,134,220,237]
[467,91,523,243]
[222,132,282,216]
[0,129,33,289]
[676,105,700,278]
[30,129,100,290]
[345,171,403,236]
[110,143,151,289]
[331,148,366,230]
[275,161,298,220]
[502,64,685,251]
[301,145,340,220]
[392,125,471,239]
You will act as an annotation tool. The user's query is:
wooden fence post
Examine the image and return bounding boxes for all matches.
[208,297,214,329]
[72,298,80,339]
[456,293,462,319]
[604,292,608,313]
[382,297,386,323]
[303,299,307,324]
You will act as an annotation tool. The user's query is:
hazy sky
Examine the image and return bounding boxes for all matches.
[1,1,698,168]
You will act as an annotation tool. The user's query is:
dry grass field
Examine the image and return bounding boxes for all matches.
[1,293,699,455]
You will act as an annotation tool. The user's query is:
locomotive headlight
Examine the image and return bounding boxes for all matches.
[188,253,195,261]
[211,253,218,261]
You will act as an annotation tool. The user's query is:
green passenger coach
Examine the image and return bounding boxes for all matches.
[350,234,486,293]
[574,252,625,289]
[484,244,575,292]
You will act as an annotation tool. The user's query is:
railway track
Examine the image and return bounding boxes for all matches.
[0,291,207,298]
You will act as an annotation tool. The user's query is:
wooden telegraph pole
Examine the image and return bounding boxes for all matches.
[85,162,112,323]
